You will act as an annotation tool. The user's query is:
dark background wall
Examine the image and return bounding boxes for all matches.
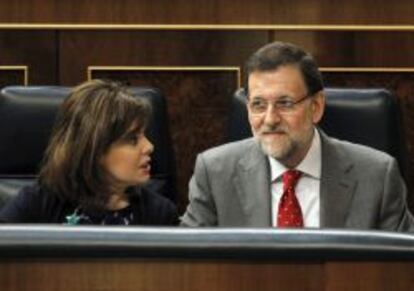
[2,0,414,211]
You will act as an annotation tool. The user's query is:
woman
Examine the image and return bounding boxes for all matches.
[0,79,178,225]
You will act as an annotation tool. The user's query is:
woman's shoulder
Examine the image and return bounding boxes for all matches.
[130,185,178,225]
[0,182,72,223]
[136,185,176,209]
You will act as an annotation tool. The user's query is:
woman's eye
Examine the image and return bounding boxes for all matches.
[126,135,138,145]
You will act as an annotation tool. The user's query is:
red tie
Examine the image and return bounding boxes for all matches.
[277,170,303,227]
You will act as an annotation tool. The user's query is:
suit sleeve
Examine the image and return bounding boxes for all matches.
[180,154,218,226]
[379,158,414,232]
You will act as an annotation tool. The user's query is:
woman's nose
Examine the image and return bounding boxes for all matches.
[142,136,154,154]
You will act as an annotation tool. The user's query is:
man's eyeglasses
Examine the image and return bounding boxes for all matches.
[248,94,312,115]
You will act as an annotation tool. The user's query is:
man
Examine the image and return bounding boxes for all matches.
[181,41,414,231]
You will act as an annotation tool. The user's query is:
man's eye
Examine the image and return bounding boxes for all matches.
[251,100,267,109]
[276,100,294,108]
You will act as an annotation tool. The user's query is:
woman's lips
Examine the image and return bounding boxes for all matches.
[139,159,151,174]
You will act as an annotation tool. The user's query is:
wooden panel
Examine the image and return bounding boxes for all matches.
[0,260,323,291]
[323,71,414,210]
[270,31,414,68]
[59,30,268,85]
[0,67,27,87]
[325,262,414,291]
[2,259,414,291]
[0,31,57,85]
[271,31,358,67]
[352,32,414,67]
[1,0,414,25]
[90,68,239,211]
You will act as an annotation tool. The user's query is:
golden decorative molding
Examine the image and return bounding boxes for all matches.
[0,66,28,85]
[88,66,242,88]
[321,67,414,73]
[1,23,414,31]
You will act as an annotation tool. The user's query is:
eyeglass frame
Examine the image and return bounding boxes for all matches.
[247,92,314,115]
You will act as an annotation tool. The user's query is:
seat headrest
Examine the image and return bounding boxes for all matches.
[0,86,68,174]
[320,88,404,161]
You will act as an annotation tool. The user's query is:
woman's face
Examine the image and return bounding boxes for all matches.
[101,132,154,189]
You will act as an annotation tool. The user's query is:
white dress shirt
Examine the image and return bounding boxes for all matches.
[269,129,321,227]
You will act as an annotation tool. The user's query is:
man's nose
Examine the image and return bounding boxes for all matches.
[263,104,281,125]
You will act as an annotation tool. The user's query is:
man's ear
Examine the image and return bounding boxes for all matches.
[312,90,325,124]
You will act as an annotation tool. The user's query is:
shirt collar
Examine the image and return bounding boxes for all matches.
[269,128,322,182]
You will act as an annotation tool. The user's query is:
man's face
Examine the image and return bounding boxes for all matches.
[247,65,325,167]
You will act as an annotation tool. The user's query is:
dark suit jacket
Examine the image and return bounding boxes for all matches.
[0,183,178,225]
[181,131,414,231]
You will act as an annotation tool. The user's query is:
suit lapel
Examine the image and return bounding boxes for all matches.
[319,131,356,228]
[231,133,357,228]
[233,140,272,226]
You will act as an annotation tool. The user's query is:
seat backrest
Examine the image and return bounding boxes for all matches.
[0,86,176,208]
[227,87,408,176]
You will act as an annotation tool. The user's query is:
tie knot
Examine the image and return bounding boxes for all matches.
[282,170,302,189]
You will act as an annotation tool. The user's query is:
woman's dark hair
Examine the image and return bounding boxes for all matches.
[245,41,324,95]
[39,79,151,211]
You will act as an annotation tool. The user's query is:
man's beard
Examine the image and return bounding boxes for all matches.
[257,133,298,163]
